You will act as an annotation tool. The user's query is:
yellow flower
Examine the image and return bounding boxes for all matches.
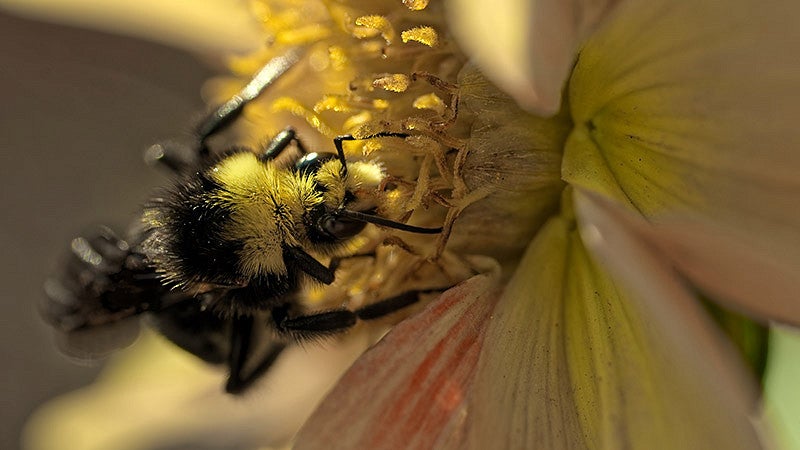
[23,0,800,449]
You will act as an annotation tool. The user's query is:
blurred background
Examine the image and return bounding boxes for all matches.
[0,6,229,448]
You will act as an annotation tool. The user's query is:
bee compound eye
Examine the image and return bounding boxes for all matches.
[322,215,367,240]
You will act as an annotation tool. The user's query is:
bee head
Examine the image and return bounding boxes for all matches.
[303,155,385,242]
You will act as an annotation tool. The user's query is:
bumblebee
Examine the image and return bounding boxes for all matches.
[42,48,443,393]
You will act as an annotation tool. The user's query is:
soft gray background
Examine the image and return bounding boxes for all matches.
[0,12,215,447]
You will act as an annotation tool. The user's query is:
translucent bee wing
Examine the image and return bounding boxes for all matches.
[51,319,142,363]
[41,225,188,360]
[294,273,501,449]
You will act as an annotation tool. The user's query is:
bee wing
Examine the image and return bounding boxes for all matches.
[50,318,142,362]
[41,226,187,360]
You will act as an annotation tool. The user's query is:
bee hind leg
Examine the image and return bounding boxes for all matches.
[225,315,287,394]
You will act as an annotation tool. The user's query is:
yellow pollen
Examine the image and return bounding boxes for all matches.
[271,96,335,137]
[353,15,396,44]
[276,25,332,45]
[362,140,383,155]
[413,93,446,115]
[314,95,353,113]
[373,74,411,92]
[402,0,430,11]
[328,45,349,71]
[343,111,374,131]
[401,26,439,47]
[372,99,390,110]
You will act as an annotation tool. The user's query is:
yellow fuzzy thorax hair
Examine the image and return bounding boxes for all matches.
[209,151,384,278]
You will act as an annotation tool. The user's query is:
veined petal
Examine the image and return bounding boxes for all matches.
[446,0,620,116]
[294,270,501,450]
[465,191,762,449]
[563,0,800,278]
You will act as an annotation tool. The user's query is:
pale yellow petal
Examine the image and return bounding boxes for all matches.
[446,0,620,115]
[294,271,501,450]
[466,192,761,449]
[563,0,800,280]
[1,0,262,54]
[23,331,370,450]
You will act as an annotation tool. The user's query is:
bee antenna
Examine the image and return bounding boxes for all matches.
[338,209,442,234]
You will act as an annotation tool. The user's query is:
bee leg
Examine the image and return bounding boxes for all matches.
[258,126,309,162]
[353,289,437,321]
[270,289,444,341]
[195,48,302,148]
[271,304,358,341]
[327,251,376,273]
[285,246,335,285]
[333,132,410,177]
[144,140,200,175]
[225,315,287,394]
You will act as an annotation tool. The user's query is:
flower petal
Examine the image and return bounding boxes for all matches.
[23,331,370,450]
[562,0,800,283]
[294,270,501,450]
[639,218,800,326]
[3,0,262,53]
[577,190,800,326]
[446,0,620,115]
[465,192,762,449]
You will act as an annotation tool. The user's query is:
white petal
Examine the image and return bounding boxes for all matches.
[578,190,800,326]
[446,0,620,115]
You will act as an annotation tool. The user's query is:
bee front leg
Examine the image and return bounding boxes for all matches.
[258,126,309,162]
[146,49,303,174]
[195,48,302,147]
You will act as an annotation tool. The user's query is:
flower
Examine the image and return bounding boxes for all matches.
[24,0,800,449]
[296,0,800,448]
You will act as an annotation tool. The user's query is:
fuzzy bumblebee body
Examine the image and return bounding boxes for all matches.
[143,149,385,316]
[42,50,445,393]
